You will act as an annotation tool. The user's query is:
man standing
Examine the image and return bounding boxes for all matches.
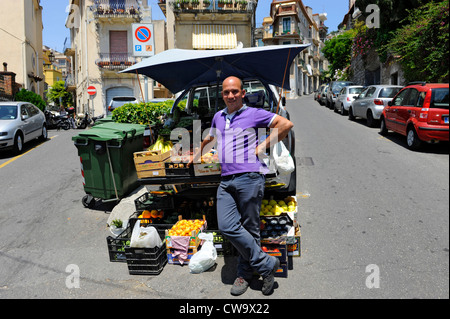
[192,76,294,296]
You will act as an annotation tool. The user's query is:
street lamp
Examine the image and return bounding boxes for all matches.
[48,51,55,64]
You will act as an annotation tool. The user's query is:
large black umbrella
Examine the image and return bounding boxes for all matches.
[120,44,310,94]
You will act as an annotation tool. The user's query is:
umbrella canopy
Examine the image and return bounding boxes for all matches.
[120,44,310,94]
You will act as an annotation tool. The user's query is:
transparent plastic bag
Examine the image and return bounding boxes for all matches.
[130,220,162,248]
[189,232,217,274]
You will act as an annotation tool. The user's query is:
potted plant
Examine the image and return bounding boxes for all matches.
[203,0,211,8]
[110,219,126,236]
[218,0,225,8]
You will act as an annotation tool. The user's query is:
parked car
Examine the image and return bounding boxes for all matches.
[319,84,329,106]
[326,81,356,108]
[315,84,326,101]
[380,82,449,150]
[348,85,403,127]
[107,96,138,114]
[335,85,365,115]
[0,102,48,154]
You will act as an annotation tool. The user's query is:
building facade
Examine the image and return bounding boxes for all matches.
[0,0,44,97]
[158,0,258,52]
[262,0,327,98]
[65,0,168,116]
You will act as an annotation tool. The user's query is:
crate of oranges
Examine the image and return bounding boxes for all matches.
[165,215,207,250]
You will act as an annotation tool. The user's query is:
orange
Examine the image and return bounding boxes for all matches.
[150,210,159,218]
[142,210,151,219]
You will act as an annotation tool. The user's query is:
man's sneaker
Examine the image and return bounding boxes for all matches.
[230,277,250,296]
[262,258,280,295]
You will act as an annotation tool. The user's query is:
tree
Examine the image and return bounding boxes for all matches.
[322,28,358,80]
[14,89,46,111]
[46,81,73,107]
[384,0,449,82]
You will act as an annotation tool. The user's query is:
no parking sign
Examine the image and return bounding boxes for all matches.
[132,24,155,57]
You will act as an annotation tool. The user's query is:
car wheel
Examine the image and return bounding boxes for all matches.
[333,103,339,113]
[379,117,388,136]
[13,133,24,154]
[406,127,422,150]
[367,111,375,127]
[341,105,347,115]
[82,194,96,209]
[348,107,355,121]
[40,124,48,141]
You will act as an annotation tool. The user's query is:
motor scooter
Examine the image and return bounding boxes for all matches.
[75,112,105,129]
[45,110,71,130]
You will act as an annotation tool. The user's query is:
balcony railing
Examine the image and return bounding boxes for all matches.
[95,53,139,70]
[169,0,256,13]
[92,0,141,18]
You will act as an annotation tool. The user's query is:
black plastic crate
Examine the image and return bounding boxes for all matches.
[134,192,175,212]
[128,212,174,232]
[106,225,132,263]
[125,242,168,275]
[164,162,193,177]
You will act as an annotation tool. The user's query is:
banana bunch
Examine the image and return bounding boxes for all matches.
[148,136,173,153]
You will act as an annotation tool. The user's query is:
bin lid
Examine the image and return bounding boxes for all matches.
[72,122,145,142]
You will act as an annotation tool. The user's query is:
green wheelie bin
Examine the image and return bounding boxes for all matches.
[72,122,146,208]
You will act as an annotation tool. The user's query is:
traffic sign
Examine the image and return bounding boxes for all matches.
[135,26,151,43]
[132,24,155,57]
[87,86,97,96]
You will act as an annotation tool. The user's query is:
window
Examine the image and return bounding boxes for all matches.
[366,87,377,98]
[358,87,370,99]
[379,87,401,98]
[431,88,449,109]
[110,31,128,60]
[283,18,291,33]
[392,89,410,106]
[405,89,419,106]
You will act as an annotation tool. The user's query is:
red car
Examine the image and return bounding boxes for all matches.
[380,82,449,150]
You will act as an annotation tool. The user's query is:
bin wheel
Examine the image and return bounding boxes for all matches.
[82,194,96,209]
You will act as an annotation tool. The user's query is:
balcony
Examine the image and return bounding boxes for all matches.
[169,0,255,14]
[273,27,301,39]
[92,0,141,21]
[64,74,76,92]
[95,53,139,71]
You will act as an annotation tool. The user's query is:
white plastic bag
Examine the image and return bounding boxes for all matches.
[189,232,217,274]
[273,141,295,175]
[130,220,162,248]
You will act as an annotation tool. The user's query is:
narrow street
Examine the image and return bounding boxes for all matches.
[0,94,448,299]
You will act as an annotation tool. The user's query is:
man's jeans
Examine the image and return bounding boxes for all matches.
[216,172,276,279]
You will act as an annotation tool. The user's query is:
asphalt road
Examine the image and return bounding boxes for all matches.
[0,94,448,300]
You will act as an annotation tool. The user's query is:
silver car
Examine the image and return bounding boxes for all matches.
[0,102,48,154]
[349,85,403,127]
[335,85,365,115]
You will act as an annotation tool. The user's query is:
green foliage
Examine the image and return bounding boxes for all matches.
[46,81,73,107]
[112,100,175,125]
[384,0,449,82]
[14,89,46,111]
[322,28,358,80]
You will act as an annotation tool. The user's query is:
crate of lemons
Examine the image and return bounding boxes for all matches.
[260,196,297,216]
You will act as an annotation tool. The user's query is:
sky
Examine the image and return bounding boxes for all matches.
[41,0,349,52]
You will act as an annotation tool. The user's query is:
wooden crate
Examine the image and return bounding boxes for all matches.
[134,150,171,178]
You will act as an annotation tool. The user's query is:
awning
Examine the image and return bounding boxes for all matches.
[193,24,237,50]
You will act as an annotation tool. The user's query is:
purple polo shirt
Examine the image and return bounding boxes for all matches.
[209,105,277,176]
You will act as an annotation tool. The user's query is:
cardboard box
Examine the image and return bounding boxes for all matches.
[287,234,301,257]
[193,163,221,176]
[134,150,171,178]
[134,150,171,163]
